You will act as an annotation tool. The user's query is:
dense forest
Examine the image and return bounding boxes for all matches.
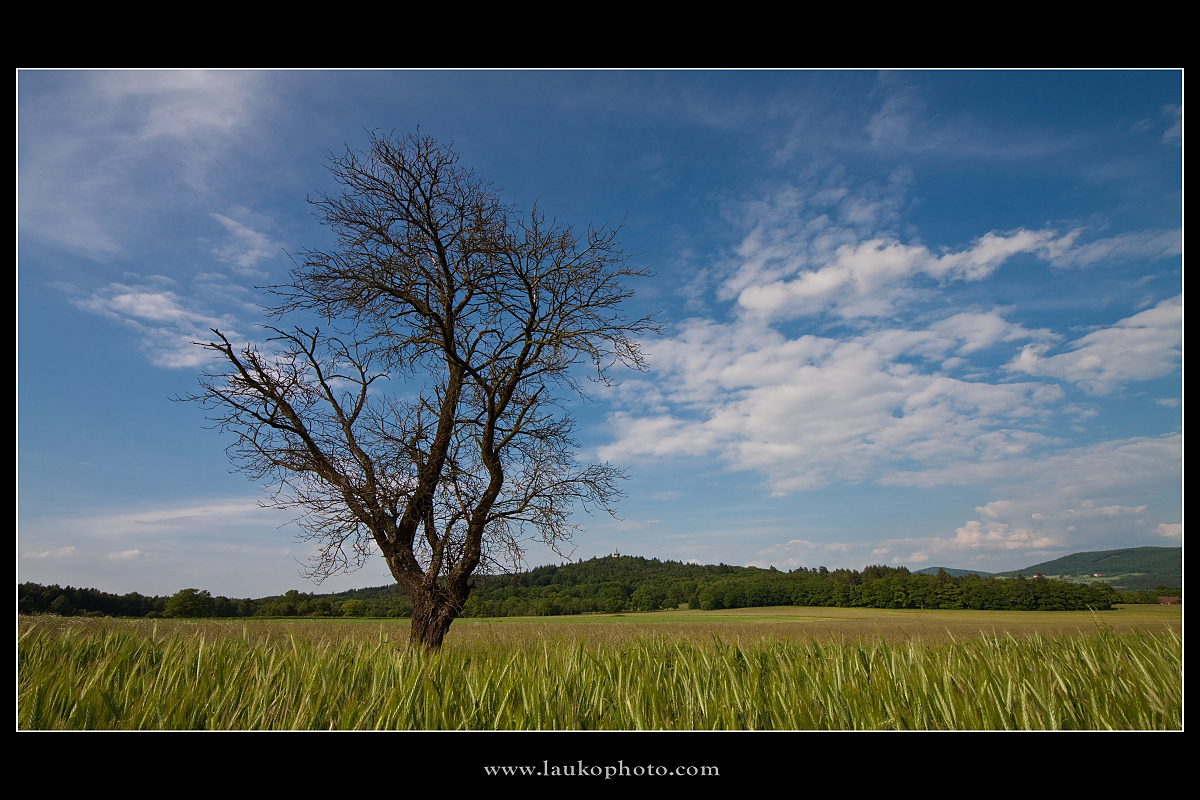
[20,554,1176,619]
[458,558,1131,614]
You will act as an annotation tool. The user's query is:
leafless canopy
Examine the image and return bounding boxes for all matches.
[188,131,657,648]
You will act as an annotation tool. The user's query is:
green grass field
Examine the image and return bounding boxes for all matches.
[18,606,1181,730]
[450,603,1182,642]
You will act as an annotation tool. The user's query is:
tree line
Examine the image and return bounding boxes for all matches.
[17,583,414,619]
[21,555,1174,619]
[458,558,1126,614]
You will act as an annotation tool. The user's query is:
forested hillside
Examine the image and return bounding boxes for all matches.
[22,552,1154,618]
[993,547,1181,590]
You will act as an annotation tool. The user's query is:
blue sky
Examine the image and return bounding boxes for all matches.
[18,70,1182,597]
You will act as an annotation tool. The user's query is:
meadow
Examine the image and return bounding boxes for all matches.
[18,605,1181,730]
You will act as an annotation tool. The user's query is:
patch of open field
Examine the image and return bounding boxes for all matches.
[446,604,1180,648]
[19,609,1181,730]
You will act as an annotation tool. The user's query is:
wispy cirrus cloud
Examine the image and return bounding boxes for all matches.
[19,71,267,258]
[863,73,1077,160]
[22,499,274,543]
[1162,104,1182,142]
[24,546,78,559]
[74,279,247,368]
[105,549,148,561]
[210,206,284,275]
[16,497,397,596]
[1048,229,1181,269]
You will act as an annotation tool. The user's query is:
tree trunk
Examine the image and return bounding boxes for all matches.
[408,594,456,651]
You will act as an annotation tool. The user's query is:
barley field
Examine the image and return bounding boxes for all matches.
[17,606,1182,730]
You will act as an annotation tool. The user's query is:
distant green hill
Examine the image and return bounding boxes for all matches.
[996,547,1180,591]
[22,548,1178,619]
[914,567,995,578]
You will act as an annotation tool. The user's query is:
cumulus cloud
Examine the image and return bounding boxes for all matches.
[692,434,1178,571]
[950,500,1148,553]
[754,538,856,566]
[736,229,1075,320]
[716,171,1175,326]
[866,434,1180,563]
[602,316,1063,493]
[930,310,1056,355]
[1156,523,1182,540]
[716,175,911,304]
[951,519,1059,551]
[942,498,1159,557]
[715,176,1083,322]
[603,164,1180,575]
[1005,296,1181,393]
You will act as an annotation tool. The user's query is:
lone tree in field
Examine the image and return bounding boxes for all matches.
[188,131,656,650]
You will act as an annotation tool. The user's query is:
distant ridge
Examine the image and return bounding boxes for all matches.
[919,547,1180,591]
[914,566,994,578]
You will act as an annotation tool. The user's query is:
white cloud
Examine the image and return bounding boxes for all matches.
[927,310,1048,355]
[716,176,910,304]
[603,316,1062,493]
[24,546,77,559]
[867,84,927,149]
[77,500,269,537]
[1049,229,1181,269]
[603,413,719,459]
[859,75,1078,160]
[210,206,283,273]
[1005,296,1181,393]
[746,538,871,572]
[19,71,265,257]
[105,550,147,561]
[949,501,1147,554]
[75,281,248,368]
[1156,523,1182,540]
[1162,104,1182,142]
[865,433,1180,562]
[121,71,257,146]
[17,497,399,596]
[717,177,1175,326]
[888,431,1179,491]
[603,165,1180,573]
[951,519,1059,551]
[735,228,1074,320]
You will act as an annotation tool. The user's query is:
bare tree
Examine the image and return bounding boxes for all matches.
[188,131,657,650]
